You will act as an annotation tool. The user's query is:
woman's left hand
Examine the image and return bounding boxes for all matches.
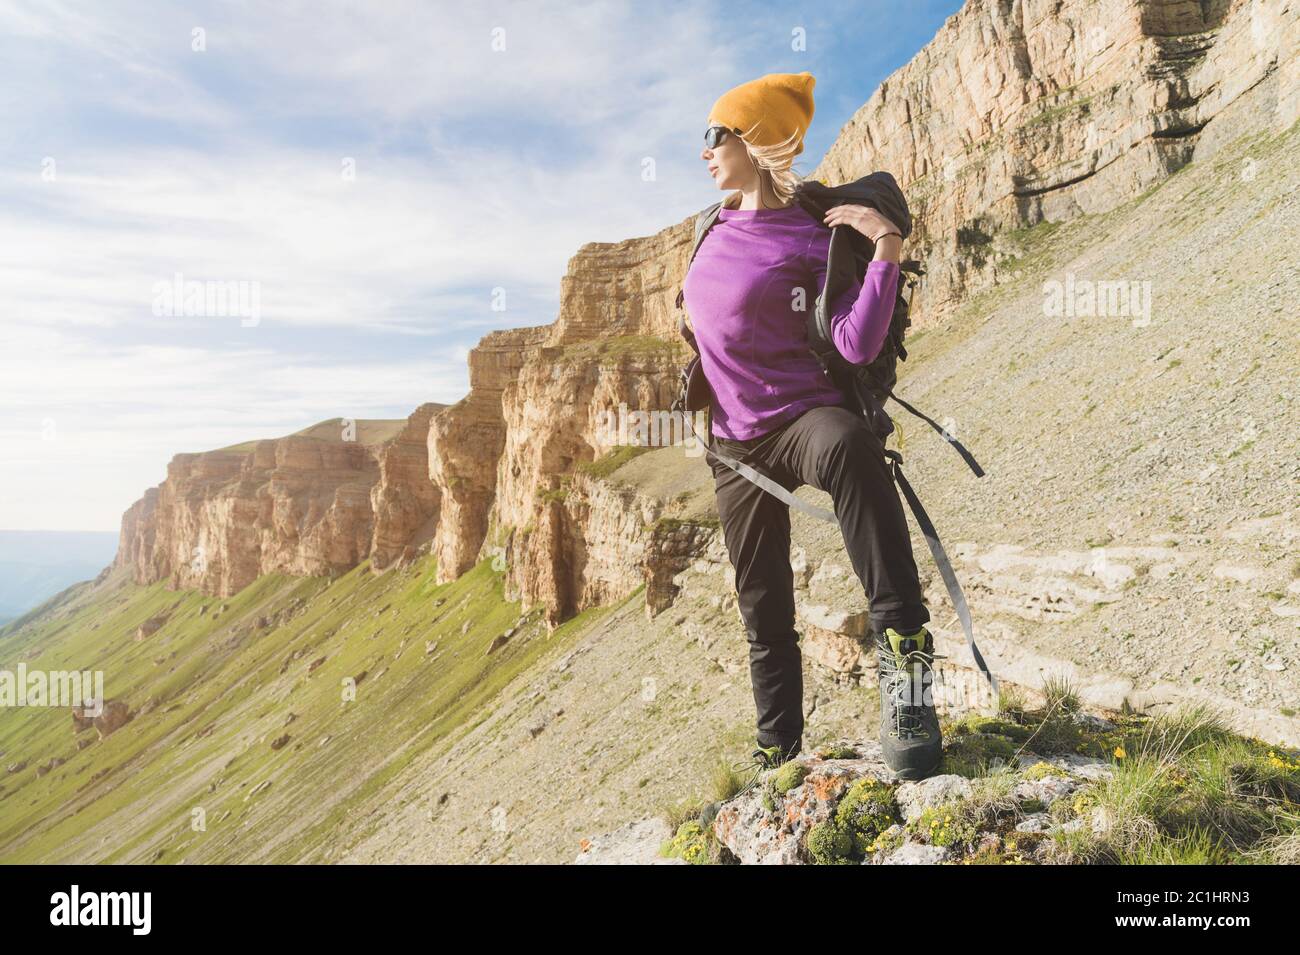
[823,204,901,242]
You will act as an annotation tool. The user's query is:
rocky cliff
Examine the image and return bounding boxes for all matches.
[815,0,1297,314]
[116,0,1297,626]
[117,410,443,596]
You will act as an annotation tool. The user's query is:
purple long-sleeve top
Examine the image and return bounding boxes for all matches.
[681,202,900,440]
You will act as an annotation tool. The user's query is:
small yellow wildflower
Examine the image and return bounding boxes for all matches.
[1114,745,1126,759]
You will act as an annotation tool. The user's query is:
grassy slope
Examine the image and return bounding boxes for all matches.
[0,556,613,863]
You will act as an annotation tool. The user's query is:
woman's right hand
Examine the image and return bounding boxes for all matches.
[823,204,902,243]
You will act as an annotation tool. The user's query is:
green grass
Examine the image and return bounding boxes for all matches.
[576,444,656,480]
[0,553,617,863]
[1043,704,1300,864]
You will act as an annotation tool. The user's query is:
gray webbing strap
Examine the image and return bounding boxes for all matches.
[888,453,997,691]
[681,409,838,523]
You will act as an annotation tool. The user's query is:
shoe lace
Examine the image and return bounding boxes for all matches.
[880,643,946,739]
[729,746,788,799]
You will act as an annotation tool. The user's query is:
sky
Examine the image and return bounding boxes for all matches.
[0,0,964,532]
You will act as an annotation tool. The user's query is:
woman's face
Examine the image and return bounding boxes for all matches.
[701,118,752,191]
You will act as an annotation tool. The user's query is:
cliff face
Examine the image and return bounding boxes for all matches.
[117,410,443,597]
[419,228,695,624]
[370,404,444,572]
[809,0,1297,314]
[426,326,549,582]
[117,0,1297,615]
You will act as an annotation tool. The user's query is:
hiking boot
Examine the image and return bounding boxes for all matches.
[876,626,943,780]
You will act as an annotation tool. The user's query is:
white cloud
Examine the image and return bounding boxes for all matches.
[0,0,767,530]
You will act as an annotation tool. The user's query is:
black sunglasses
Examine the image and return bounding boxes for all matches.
[704,124,741,148]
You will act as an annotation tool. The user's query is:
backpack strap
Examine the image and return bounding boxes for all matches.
[677,315,699,355]
[675,201,724,310]
[884,389,985,478]
[675,401,838,523]
[886,450,998,692]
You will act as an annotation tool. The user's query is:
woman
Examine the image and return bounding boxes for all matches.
[681,71,941,781]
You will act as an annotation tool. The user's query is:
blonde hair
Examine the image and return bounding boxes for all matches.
[721,124,806,209]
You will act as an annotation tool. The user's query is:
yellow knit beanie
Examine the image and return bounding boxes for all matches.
[708,71,816,155]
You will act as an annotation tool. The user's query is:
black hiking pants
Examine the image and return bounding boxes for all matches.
[706,400,929,753]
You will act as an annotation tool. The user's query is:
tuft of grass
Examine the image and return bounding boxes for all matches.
[1041,673,1081,715]
[710,759,747,803]
[997,685,1028,718]
[659,798,706,835]
[1044,705,1300,864]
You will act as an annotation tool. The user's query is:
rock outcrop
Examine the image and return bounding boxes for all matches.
[370,404,443,571]
[117,411,443,597]
[813,0,1297,314]
[584,708,1137,865]
[580,732,1124,865]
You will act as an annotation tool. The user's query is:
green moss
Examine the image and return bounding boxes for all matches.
[911,804,978,849]
[772,761,809,795]
[1022,760,1067,781]
[803,777,903,864]
[817,744,859,760]
[835,777,901,856]
[660,820,711,865]
[806,821,856,864]
[867,825,905,856]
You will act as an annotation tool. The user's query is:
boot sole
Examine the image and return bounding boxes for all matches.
[889,762,941,781]
[883,752,942,781]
